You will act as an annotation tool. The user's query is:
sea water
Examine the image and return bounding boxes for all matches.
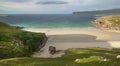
[0,14,96,28]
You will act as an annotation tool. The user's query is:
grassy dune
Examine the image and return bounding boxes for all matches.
[0,48,120,66]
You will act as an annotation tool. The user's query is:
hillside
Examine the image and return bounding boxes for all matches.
[93,15,120,30]
[0,48,120,66]
[0,22,47,59]
[73,8,120,16]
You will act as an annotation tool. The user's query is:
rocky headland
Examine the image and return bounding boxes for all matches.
[93,15,120,30]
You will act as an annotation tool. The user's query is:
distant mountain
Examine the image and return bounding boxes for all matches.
[73,8,120,16]
[0,14,8,17]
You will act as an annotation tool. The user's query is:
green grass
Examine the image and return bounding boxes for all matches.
[0,48,120,66]
[0,22,46,59]
[74,56,104,63]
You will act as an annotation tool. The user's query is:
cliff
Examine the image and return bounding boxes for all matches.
[93,15,120,30]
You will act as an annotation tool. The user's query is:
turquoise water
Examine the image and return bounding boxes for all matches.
[0,14,95,28]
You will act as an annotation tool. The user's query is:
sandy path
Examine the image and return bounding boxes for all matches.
[23,27,120,58]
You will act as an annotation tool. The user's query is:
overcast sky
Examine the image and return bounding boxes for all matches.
[0,0,120,14]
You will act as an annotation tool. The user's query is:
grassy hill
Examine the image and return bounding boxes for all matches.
[0,22,47,59]
[0,48,120,66]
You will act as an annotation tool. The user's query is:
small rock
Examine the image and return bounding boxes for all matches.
[116,55,120,59]
[75,59,80,62]
[104,58,107,61]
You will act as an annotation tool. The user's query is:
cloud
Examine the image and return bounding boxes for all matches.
[0,0,120,14]
[1,0,30,2]
[36,1,68,5]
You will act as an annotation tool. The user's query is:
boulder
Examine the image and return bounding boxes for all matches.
[49,46,56,54]
[117,55,120,59]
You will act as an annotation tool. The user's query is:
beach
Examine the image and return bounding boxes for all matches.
[23,27,120,57]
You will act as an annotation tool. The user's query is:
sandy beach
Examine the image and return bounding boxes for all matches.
[23,27,120,58]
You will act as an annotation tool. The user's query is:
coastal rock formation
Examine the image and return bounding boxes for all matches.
[93,15,120,30]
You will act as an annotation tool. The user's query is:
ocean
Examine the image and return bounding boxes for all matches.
[0,14,96,28]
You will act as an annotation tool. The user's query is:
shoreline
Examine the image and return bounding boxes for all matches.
[23,27,101,34]
[23,27,120,40]
[23,27,120,58]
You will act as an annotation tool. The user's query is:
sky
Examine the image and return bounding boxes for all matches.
[0,0,120,14]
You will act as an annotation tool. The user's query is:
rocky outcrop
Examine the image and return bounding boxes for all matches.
[93,15,120,30]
